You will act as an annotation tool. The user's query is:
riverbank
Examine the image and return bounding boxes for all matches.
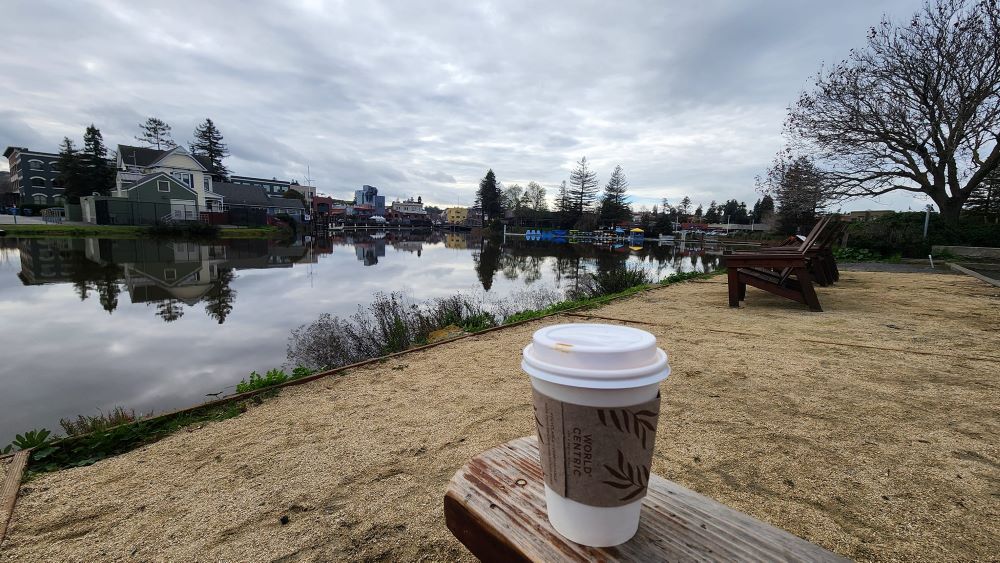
[0,224,285,239]
[2,270,998,561]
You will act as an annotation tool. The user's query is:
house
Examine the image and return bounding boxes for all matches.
[81,173,204,224]
[115,144,222,211]
[3,146,67,206]
[445,207,469,224]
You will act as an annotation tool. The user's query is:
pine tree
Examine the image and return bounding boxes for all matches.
[205,269,237,324]
[554,181,572,226]
[81,125,114,196]
[190,118,230,180]
[136,117,176,150]
[55,138,87,203]
[704,201,720,223]
[476,169,503,221]
[598,164,631,225]
[568,156,599,224]
[694,205,703,219]
[678,196,692,217]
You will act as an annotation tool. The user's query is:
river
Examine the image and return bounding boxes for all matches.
[0,231,719,445]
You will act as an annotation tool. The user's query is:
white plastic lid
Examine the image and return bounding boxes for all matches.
[521,324,670,389]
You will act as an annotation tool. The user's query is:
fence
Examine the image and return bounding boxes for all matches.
[85,199,269,227]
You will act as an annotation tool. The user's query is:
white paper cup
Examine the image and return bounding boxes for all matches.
[523,323,670,547]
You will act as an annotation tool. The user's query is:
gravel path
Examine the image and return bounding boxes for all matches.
[2,272,998,562]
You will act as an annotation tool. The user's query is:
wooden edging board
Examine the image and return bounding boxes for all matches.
[0,450,30,547]
[948,262,1000,287]
[0,273,720,468]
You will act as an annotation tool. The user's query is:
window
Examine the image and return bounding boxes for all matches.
[49,163,60,172]
[53,196,66,206]
[32,194,48,204]
[28,159,43,171]
[157,180,170,192]
[171,172,191,187]
[203,176,210,191]
[31,177,46,187]
[163,269,177,281]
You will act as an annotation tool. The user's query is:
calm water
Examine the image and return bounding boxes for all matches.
[0,232,718,444]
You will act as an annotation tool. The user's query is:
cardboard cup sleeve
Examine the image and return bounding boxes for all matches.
[532,389,661,507]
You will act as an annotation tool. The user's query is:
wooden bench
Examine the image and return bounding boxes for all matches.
[445,437,848,562]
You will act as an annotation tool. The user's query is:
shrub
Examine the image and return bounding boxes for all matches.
[2,428,53,453]
[590,265,652,296]
[844,212,1000,257]
[236,368,289,393]
[60,407,137,437]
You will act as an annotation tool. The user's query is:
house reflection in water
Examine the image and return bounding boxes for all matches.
[17,238,312,323]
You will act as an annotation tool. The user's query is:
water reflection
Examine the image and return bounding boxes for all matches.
[0,231,719,444]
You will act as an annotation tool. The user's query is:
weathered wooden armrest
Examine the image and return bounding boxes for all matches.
[444,436,848,562]
[723,254,808,268]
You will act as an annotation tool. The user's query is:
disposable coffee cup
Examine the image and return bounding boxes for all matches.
[522,323,670,547]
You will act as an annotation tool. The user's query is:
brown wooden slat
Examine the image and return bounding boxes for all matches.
[444,437,849,562]
[0,450,29,547]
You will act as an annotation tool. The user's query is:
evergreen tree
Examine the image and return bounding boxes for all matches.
[81,125,114,196]
[55,138,86,203]
[678,196,692,217]
[755,195,775,222]
[598,164,631,225]
[704,201,720,223]
[694,205,703,219]
[190,118,230,179]
[205,268,237,324]
[554,180,572,226]
[156,299,185,322]
[476,169,503,221]
[136,117,176,150]
[568,157,599,224]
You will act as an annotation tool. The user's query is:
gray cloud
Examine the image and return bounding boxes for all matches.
[0,0,930,211]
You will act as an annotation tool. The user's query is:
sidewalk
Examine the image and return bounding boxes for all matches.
[2,272,998,561]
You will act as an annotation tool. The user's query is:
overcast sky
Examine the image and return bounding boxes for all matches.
[1,0,930,211]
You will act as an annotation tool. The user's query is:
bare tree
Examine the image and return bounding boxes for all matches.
[785,0,1000,225]
[525,181,548,211]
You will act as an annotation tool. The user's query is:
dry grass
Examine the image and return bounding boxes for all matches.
[2,271,997,562]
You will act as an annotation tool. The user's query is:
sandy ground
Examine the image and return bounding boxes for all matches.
[2,272,998,562]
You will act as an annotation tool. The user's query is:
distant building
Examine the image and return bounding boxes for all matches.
[230,175,292,196]
[355,185,386,215]
[387,198,427,222]
[844,210,895,222]
[3,146,66,206]
[213,182,306,220]
[445,207,469,224]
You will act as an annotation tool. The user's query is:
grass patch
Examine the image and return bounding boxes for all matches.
[25,391,279,476]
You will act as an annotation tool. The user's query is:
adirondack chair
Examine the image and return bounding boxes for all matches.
[723,217,830,311]
[764,217,845,286]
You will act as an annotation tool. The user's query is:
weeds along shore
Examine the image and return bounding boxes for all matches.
[3,267,714,475]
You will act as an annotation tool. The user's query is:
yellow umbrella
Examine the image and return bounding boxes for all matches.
[630,228,644,232]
